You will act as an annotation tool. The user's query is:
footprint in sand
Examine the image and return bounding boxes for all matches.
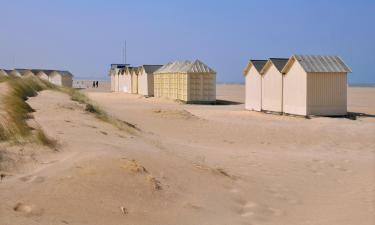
[13,202,44,216]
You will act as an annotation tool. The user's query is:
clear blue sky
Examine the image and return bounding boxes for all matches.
[0,0,374,83]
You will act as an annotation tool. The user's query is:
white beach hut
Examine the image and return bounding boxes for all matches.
[137,65,163,96]
[281,55,351,116]
[243,60,267,111]
[49,70,73,87]
[260,58,289,113]
[31,70,49,81]
[130,67,139,94]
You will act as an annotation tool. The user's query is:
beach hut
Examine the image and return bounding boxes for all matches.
[109,64,127,92]
[15,69,36,77]
[8,69,22,77]
[154,60,216,103]
[0,69,8,77]
[48,70,73,87]
[281,55,351,116]
[131,67,139,94]
[32,70,49,81]
[123,66,135,93]
[243,60,267,111]
[259,58,289,113]
[137,65,163,96]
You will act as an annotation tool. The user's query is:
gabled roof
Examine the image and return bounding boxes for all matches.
[282,55,352,74]
[155,60,215,74]
[243,60,267,76]
[139,65,163,74]
[15,68,35,75]
[260,58,289,74]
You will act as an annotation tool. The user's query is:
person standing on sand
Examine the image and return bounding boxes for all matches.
[92,81,95,88]
[96,81,99,88]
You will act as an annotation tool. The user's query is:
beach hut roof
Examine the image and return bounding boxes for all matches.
[139,65,163,74]
[282,55,352,74]
[260,58,289,74]
[243,60,267,76]
[155,60,215,74]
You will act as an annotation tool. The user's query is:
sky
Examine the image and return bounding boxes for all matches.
[0,0,374,83]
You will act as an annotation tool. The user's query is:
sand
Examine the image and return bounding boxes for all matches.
[0,84,374,225]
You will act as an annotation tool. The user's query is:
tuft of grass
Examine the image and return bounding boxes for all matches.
[60,87,139,133]
[0,76,55,143]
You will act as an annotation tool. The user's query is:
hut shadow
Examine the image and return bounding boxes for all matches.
[185,99,243,105]
[313,112,375,120]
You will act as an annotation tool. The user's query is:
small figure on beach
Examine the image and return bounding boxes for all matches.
[92,81,96,88]
[96,81,99,88]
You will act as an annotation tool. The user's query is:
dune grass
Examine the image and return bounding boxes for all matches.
[59,87,138,133]
[0,76,137,146]
[0,76,56,145]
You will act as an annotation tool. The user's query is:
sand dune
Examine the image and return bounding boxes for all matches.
[0,85,374,225]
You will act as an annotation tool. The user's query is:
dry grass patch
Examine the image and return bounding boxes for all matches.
[194,163,236,180]
[0,76,56,144]
[60,87,139,134]
[121,159,162,190]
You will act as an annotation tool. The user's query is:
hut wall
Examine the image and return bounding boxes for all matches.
[131,73,138,94]
[245,66,262,111]
[187,73,215,102]
[261,65,283,112]
[37,72,49,81]
[306,72,347,115]
[138,71,149,96]
[283,61,307,115]
[61,75,73,87]
[49,73,62,86]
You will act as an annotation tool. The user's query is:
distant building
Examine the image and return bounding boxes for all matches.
[243,60,267,111]
[260,58,289,113]
[282,55,351,116]
[154,60,216,103]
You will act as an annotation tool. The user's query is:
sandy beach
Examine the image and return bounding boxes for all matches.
[0,84,374,225]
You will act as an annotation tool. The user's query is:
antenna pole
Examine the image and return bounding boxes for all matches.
[124,41,127,65]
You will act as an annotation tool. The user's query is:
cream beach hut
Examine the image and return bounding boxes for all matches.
[243,60,267,111]
[8,69,22,77]
[260,58,289,113]
[32,70,49,81]
[49,70,73,87]
[137,65,163,96]
[124,66,135,93]
[130,67,139,94]
[16,69,36,77]
[154,60,216,103]
[109,64,127,92]
[281,55,351,116]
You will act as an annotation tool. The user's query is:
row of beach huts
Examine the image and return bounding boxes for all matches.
[109,60,216,103]
[0,68,73,87]
[110,55,351,117]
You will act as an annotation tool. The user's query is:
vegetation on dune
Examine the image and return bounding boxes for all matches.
[0,75,137,147]
[60,87,139,133]
[0,76,56,145]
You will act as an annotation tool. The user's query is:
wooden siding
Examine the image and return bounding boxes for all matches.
[261,64,283,112]
[283,61,308,115]
[307,72,347,115]
[245,66,262,111]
